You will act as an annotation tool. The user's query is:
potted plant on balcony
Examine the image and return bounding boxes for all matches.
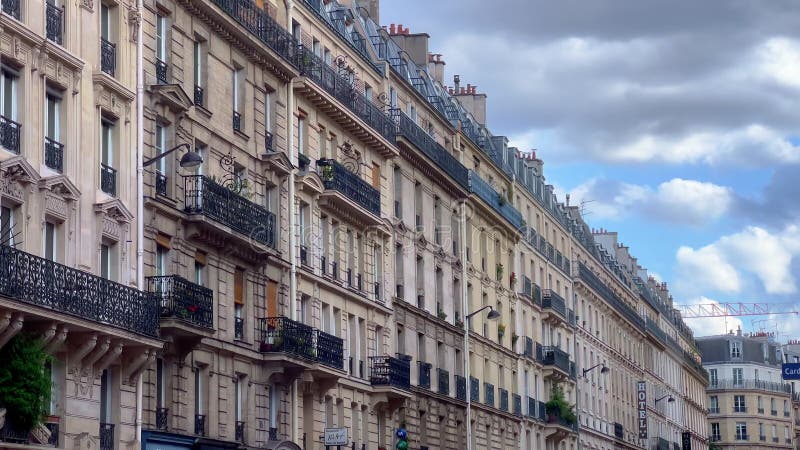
[511,333,519,346]
[497,323,506,339]
[509,271,517,287]
[437,308,447,321]
[545,383,576,425]
[0,334,52,441]
[260,328,283,352]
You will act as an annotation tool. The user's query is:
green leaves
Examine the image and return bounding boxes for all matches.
[0,334,52,432]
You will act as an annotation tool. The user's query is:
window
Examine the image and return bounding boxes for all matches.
[45,92,62,170]
[44,222,57,261]
[711,423,721,441]
[156,244,167,276]
[264,91,273,138]
[156,358,166,408]
[759,422,764,438]
[232,67,243,131]
[389,87,397,109]
[100,243,116,281]
[365,84,372,101]
[0,68,18,152]
[155,13,168,83]
[731,341,742,358]
[194,367,204,417]
[46,359,64,415]
[234,269,244,340]
[100,4,112,41]
[733,367,743,385]
[709,369,718,386]
[324,47,332,65]
[234,375,243,423]
[771,397,776,414]
[155,124,167,179]
[734,395,746,412]
[100,4,116,76]
[194,252,206,286]
[312,38,321,57]
[297,115,305,155]
[100,369,112,424]
[100,119,116,196]
[709,396,719,413]
[0,206,15,246]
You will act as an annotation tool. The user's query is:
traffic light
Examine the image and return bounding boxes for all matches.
[395,426,408,450]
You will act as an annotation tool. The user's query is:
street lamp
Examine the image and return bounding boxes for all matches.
[654,394,675,403]
[143,142,203,169]
[463,305,502,450]
[582,363,609,379]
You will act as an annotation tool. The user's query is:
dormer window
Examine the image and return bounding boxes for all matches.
[731,341,742,358]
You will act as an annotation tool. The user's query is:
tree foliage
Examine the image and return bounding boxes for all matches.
[0,334,51,431]
[545,383,577,424]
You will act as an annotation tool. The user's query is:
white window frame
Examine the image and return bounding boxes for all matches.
[156,244,167,276]
[264,91,272,133]
[100,4,111,41]
[44,222,57,261]
[0,69,17,121]
[193,41,202,87]
[156,14,167,62]
[101,244,112,280]
[1,206,14,247]
[194,367,203,415]
[101,120,114,168]
[232,69,240,113]
[46,93,60,141]
[155,124,166,174]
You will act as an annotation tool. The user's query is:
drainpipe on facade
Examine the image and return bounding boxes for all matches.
[460,201,472,450]
[135,0,145,444]
[285,1,299,444]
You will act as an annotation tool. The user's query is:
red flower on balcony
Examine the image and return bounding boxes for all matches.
[510,272,517,285]
[186,305,199,314]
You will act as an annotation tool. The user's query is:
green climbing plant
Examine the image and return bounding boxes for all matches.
[545,383,576,425]
[0,334,52,432]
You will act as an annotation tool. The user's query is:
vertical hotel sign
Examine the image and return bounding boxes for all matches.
[637,381,648,439]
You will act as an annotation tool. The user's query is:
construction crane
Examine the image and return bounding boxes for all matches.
[676,302,799,318]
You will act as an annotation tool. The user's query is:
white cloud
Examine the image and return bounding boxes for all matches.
[674,225,800,296]
[680,296,744,337]
[756,37,800,89]
[565,177,732,224]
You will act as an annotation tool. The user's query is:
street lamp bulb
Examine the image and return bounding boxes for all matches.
[487,309,501,321]
[600,365,610,374]
[668,396,675,403]
[179,149,204,168]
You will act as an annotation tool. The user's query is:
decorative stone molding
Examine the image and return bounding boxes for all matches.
[94,198,133,242]
[80,0,94,12]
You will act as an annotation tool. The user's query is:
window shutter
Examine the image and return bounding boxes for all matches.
[156,233,171,249]
[266,280,278,317]
[234,269,244,305]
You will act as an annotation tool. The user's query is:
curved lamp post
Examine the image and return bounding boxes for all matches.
[143,142,203,169]
[464,305,501,450]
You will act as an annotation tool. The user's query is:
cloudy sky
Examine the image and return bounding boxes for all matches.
[381,0,800,337]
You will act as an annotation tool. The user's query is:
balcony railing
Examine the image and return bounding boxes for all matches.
[437,368,449,395]
[194,85,204,107]
[297,46,395,143]
[155,59,168,84]
[100,164,117,196]
[101,38,116,76]
[184,175,277,248]
[524,336,534,358]
[235,421,245,442]
[484,382,495,407]
[527,396,536,418]
[537,400,547,421]
[233,111,242,132]
[396,112,469,190]
[645,316,668,343]
[499,388,509,411]
[44,137,64,172]
[258,316,344,369]
[155,172,168,197]
[538,344,572,375]
[577,262,644,329]
[99,423,114,450]
[521,275,533,299]
[470,376,479,402]
[614,422,624,439]
[369,354,411,390]
[317,159,380,216]
[0,244,159,337]
[455,375,467,401]
[1,419,59,446]
[533,284,542,306]
[417,361,431,389]
[194,414,206,436]
[707,379,792,394]
[46,3,63,44]
[542,289,567,318]
[146,275,213,329]
[156,407,169,430]
[467,170,525,230]
[1,0,19,19]
[513,394,522,416]
[0,114,21,154]
[234,317,244,340]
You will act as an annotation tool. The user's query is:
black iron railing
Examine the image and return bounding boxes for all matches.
[44,137,64,172]
[257,316,343,369]
[513,394,522,416]
[147,275,213,329]
[437,368,449,395]
[707,379,792,393]
[369,354,411,390]
[194,414,206,436]
[300,245,308,265]
[614,422,624,439]
[99,423,114,450]
[156,407,169,430]
[233,111,242,132]
[646,316,668,343]
[524,337,534,358]
[499,388,509,411]
[0,114,21,154]
[101,38,116,76]
[1,0,19,19]
[155,59,168,84]
[542,289,567,318]
[194,85,204,107]
[0,244,159,337]
[537,400,547,421]
[396,112,468,190]
[235,421,245,442]
[46,3,63,44]
[484,382,495,407]
[533,283,542,307]
[297,46,395,143]
[417,361,431,389]
[317,159,380,216]
[538,344,572,375]
[100,164,117,196]
[265,131,274,152]
[184,175,277,248]
[521,275,533,299]
[455,375,467,401]
[268,427,278,441]
[234,317,244,339]
[468,170,525,230]
[577,263,644,329]
[470,376,479,402]
[527,396,536,418]
[155,172,168,196]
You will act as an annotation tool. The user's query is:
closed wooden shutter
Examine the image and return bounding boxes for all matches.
[371,162,380,189]
[155,233,171,249]
[195,250,207,266]
[266,280,278,317]
[234,269,244,305]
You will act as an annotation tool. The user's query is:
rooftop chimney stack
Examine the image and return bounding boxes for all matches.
[428,53,446,84]
[454,74,461,93]
[388,24,429,65]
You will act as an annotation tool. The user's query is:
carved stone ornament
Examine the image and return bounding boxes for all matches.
[81,0,94,12]
[128,8,141,42]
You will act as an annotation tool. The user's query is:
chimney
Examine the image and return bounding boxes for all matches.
[389,23,396,34]
[454,74,460,93]
[737,325,742,336]
[389,25,429,66]
[428,53,446,84]
[355,0,379,24]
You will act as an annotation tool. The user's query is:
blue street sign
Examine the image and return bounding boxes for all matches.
[782,363,800,380]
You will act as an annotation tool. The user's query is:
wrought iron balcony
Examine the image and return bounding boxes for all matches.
[499,388,509,411]
[155,172,168,197]
[533,284,542,307]
[0,244,159,337]
[233,111,242,132]
[513,394,522,416]
[369,355,411,390]
[44,137,64,172]
[99,423,114,450]
[614,422,624,439]
[467,171,525,231]
[194,414,206,436]
[521,275,533,299]
[455,375,467,401]
[576,262,644,330]
[146,275,213,329]
[317,159,380,216]
[155,59,168,84]
[100,164,117,196]
[194,85,204,107]
[437,368,449,395]
[645,316,668,345]
[542,289,567,319]
[527,396,536,418]
[101,38,116,76]
[184,175,276,248]
[470,376,479,402]
[234,317,244,340]
[258,316,343,370]
[524,336,534,359]
[1,418,59,446]
[417,361,431,389]
[297,46,395,143]
[156,407,169,430]
[537,400,547,421]
[1,0,19,19]
[538,344,572,375]
[484,382,495,407]
[209,0,300,69]
[0,114,21,154]
[46,3,63,44]
[396,112,469,190]
[235,421,245,442]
